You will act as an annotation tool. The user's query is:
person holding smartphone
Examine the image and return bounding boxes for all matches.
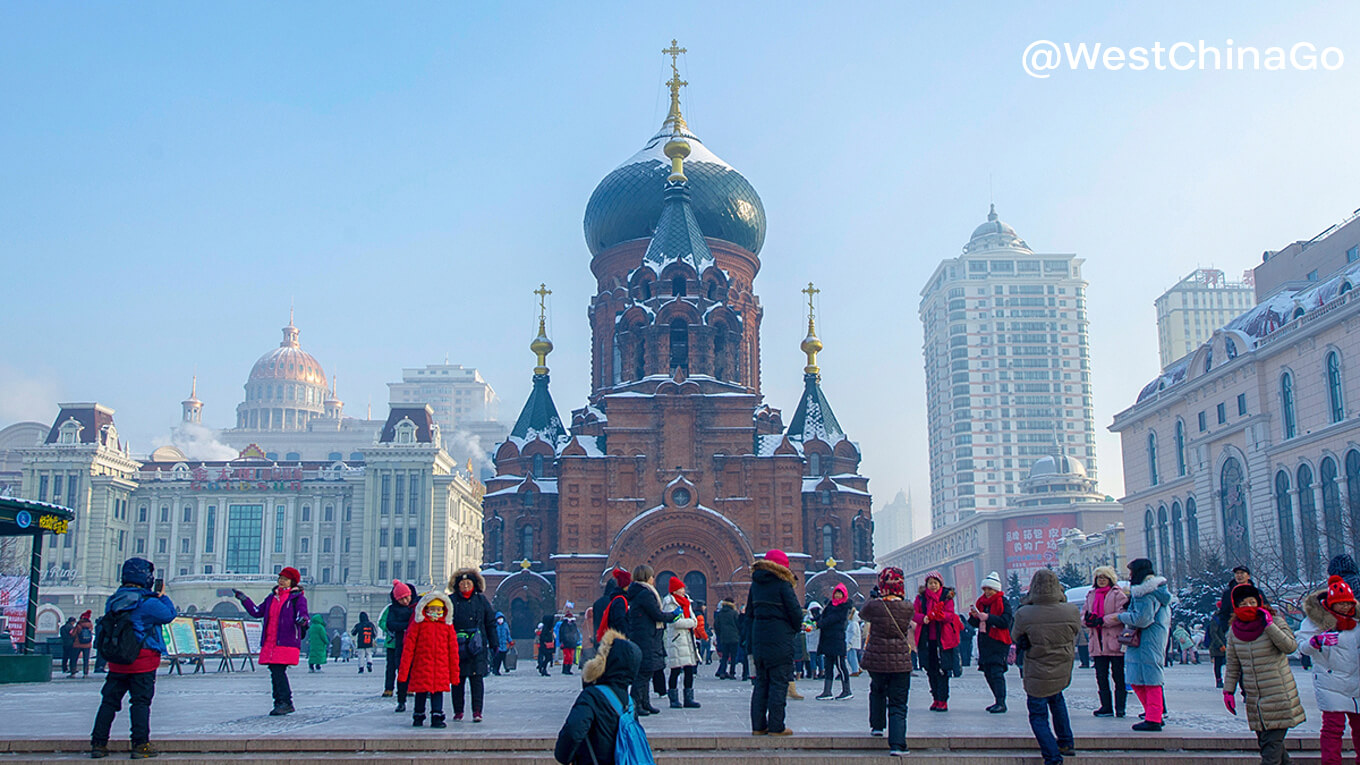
[89,558,175,760]
[234,567,308,716]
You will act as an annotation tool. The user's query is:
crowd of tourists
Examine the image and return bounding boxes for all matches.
[78,550,1360,764]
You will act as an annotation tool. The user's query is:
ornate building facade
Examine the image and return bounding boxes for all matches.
[480,49,874,636]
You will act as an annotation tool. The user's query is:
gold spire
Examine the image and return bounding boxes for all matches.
[189,374,198,400]
[531,283,554,374]
[662,39,688,134]
[800,282,823,375]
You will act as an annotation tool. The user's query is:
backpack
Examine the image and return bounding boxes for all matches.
[95,596,149,665]
[589,686,655,765]
[358,624,375,648]
[559,619,581,648]
[79,626,93,644]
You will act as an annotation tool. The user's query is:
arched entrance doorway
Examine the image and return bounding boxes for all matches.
[608,504,754,607]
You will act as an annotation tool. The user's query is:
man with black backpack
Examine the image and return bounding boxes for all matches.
[90,557,175,760]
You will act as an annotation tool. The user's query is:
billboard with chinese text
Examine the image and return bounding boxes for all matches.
[1002,513,1078,588]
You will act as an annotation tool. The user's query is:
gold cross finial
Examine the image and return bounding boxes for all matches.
[531,284,554,375]
[662,39,688,134]
[800,282,824,375]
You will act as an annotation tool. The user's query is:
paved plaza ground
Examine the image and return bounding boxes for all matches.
[0,656,1310,741]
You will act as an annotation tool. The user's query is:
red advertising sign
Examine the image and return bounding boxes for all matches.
[952,561,978,606]
[1003,513,1078,588]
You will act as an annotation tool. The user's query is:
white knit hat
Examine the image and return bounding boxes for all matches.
[981,571,1003,592]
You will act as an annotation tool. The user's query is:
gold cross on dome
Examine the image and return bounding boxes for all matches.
[534,283,552,321]
[802,282,820,322]
[663,39,687,75]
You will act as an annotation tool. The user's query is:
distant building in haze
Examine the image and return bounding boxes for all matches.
[1155,268,1256,369]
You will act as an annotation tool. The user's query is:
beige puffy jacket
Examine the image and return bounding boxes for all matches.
[1224,615,1307,732]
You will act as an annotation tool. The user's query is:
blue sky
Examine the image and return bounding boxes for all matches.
[3,3,1357,541]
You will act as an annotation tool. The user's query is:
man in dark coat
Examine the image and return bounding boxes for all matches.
[554,629,642,765]
[449,568,498,722]
[713,597,740,678]
[747,549,802,736]
[625,565,675,716]
[1217,566,1252,629]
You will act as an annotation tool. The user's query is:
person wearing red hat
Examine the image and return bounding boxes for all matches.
[747,549,802,736]
[1301,575,1360,765]
[593,567,631,648]
[381,580,418,710]
[234,566,309,715]
[661,577,702,709]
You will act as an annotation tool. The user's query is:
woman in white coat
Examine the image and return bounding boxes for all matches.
[847,607,864,676]
[661,577,702,709]
[1299,575,1360,765]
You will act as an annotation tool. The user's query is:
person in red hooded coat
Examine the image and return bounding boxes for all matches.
[398,592,460,728]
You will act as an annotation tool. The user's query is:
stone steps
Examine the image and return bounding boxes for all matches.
[0,735,1341,764]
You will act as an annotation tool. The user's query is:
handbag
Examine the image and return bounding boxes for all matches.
[458,630,485,655]
[1117,626,1141,647]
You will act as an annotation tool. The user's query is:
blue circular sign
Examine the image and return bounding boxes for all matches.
[15,510,32,529]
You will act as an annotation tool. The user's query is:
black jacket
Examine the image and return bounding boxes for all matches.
[746,559,802,664]
[593,582,629,644]
[450,568,498,678]
[554,630,641,765]
[967,596,1014,668]
[713,602,740,647]
[384,584,418,651]
[539,615,558,647]
[816,600,850,657]
[625,581,669,673]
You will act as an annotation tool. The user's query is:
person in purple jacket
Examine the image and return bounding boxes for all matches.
[234,566,309,716]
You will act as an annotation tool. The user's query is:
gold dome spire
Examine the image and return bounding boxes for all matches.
[531,283,554,375]
[800,282,823,375]
[661,39,688,135]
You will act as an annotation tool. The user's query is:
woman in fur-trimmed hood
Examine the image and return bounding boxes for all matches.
[554,629,642,765]
[447,567,497,721]
[1118,558,1172,731]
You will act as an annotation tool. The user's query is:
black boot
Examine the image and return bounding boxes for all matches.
[412,714,425,727]
[668,689,682,709]
[683,688,701,708]
[431,713,446,729]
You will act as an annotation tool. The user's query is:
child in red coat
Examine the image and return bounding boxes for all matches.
[398,593,460,727]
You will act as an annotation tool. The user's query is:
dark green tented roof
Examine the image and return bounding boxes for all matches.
[785,373,845,443]
[510,373,567,444]
[642,182,714,272]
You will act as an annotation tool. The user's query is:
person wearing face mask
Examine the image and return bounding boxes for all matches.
[1224,584,1305,765]
[491,612,513,675]
[398,592,460,728]
[234,567,309,716]
[1298,576,1359,765]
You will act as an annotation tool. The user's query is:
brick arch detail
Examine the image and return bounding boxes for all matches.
[607,505,755,600]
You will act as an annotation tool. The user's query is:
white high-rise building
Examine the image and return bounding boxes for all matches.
[1154,268,1256,369]
[388,364,500,435]
[920,205,1097,531]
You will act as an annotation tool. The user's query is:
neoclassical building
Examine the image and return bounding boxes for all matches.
[1111,212,1360,589]
[479,52,874,636]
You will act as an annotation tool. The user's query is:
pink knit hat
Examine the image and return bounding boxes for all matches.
[764,549,790,568]
[391,580,412,600]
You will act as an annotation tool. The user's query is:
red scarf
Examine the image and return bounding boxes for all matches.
[672,592,693,620]
[1231,608,1268,642]
[975,591,1011,645]
[1328,605,1358,631]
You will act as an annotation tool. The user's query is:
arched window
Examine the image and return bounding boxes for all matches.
[854,519,871,562]
[1171,501,1186,581]
[808,453,821,476]
[1147,432,1160,486]
[634,336,646,380]
[611,333,622,385]
[519,525,533,561]
[1144,508,1157,564]
[1275,471,1298,581]
[1175,420,1187,477]
[1225,337,1238,360]
[1322,457,1344,560]
[1205,348,1213,374]
[1327,351,1345,423]
[714,332,727,380]
[1221,457,1250,567]
[1348,450,1360,557]
[821,524,835,561]
[820,489,833,506]
[672,276,686,297]
[669,319,689,371]
[532,454,544,478]
[1281,372,1297,439]
[1186,496,1200,563]
[1157,505,1172,580]
[485,518,502,563]
[1298,463,1321,581]
[522,491,536,509]
[641,281,652,300]
[707,281,717,300]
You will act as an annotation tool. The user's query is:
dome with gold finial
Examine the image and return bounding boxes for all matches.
[583,42,766,258]
[236,313,330,430]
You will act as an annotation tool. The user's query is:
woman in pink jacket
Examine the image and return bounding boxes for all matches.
[912,571,962,711]
[1083,566,1130,718]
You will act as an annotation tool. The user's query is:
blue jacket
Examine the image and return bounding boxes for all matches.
[105,586,176,655]
[495,612,512,651]
[1118,575,1173,686]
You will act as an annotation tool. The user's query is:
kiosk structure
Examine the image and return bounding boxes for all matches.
[0,497,74,683]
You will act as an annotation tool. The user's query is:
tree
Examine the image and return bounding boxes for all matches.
[1057,563,1086,590]
[1006,572,1022,600]
[1170,551,1229,629]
